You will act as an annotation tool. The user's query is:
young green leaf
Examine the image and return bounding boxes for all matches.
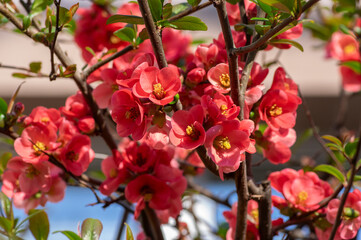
[344,139,359,158]
[125,223,134,240]
[258,0,294,13]
[107,15,144,25]
[187,0,201,7]
[168,16,207,31]
[269,39,304,52]
[113,27,136,43]
[28,209,49,240]
[29,62,42,74]
[148,0,163,21]
[53,231,82,240]
[0,97,7,115]
[0,192,13,221]
[322,135,342,146]
[340,61,361,74]
[81,218,103,240]
[314,164,345,183]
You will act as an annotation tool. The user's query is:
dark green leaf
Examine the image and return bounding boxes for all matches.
[345,140,359,158]
[125,223,134,240]
[107,15,144,25]
[168,16,207,31]
[22,16,31,30]
[340,61,361,74]
[255,24,271,35]
[28,209,49,240]
[0,98,7,115]
[269,39,303,52]
[187,0,201,7]
[258,0,295,13]
[0,115,4,128]
[314,164,345,183]
[32,32,48,45]
[53,231,82,240]
[81,218,103,240]
[113,27,136,43]
[149,0,163,21]
[0,192,13,221]
[29,62,42,73]
[0,216,12,233]
[162,3,173,19]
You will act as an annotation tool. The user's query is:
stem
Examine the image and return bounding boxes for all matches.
[115,210,130,240]
[83,45,134,80]
[258,181,272,240]
[137,0,167,68]
[49,0,61,81]
[140,204,165,240]
[231,0,320,56]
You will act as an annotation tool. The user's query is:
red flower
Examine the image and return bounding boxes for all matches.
[340,66,361,92]
[133,65,182,105]
[169,105,206,149]
[326,32,360,61]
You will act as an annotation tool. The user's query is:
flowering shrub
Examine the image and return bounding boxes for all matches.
[0,0,361,239]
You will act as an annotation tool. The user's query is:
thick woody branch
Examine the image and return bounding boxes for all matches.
[231,0,320,56]
[137,0,167,68]
[49,0,61,80]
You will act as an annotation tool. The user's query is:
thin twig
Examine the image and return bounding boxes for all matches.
[49,0,61,81]
[231,0,320,56]
[82,45,135,80]
[116,210,130,240]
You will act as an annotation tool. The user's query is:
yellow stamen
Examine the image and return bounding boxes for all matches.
[269,104,283,117]
[153,83,166,100]
[213,136,231,150]
[144,193,153,201]
[32,141,46,155]
[297,191,308,203]
[219,73,230,88]
[220,104,228,115]
[41,117,49,123]
[344,44,356,55]
[125,107,139,120]
[186,125,200,140]
[109,168,118,178]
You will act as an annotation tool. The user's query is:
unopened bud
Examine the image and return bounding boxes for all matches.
[13,102,24,116]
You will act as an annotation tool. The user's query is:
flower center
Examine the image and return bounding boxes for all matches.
[153,83,166,100]
[125,107,139,121]
[344,44,356,55]
[220,104,228,115]
[251,209,259,223]
[25,165,40,179]
[219,73,230,88]
[186,125,200,140]
[140,186,154,202]
[269,104,283,117]
[32,141,46,155]
[213,136,231,150]
[41,117,50,123]
[297,191,308,203]
[66,151,79,162]
[109,168,118,178]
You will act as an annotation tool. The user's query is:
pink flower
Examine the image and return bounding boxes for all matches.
[170,105,205,149]
[61,91,90,119]
[24,106,61,130]
[111,89,147,140]
[270,67,299,96]
[92,68,119,109]
[326,190,361,239]
[59,134,95,176]
[326,32,360,61]
[133,65,182,105]
[123,141,157,174]
[100,151,128,196]
[125,174,172,218]
[185,67,206,87]
[195,44,219,69]
[259,89,301,131]
[340,66,361,92]
[207,63,232,93]
[14,124,60,164]
[204,120,255,179]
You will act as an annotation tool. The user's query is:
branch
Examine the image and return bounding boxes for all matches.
[167,1,212,22]
[115,210,130,240]
[82,45,135,80]
[137,0,167,68]
[328,126,361,240]
[231,0,320,56]
[0,63,48,77]
[49,0,61,81]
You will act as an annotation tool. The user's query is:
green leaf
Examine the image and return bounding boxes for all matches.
[0,216,13,233]
[29,62,42,74]
[0,192,13,221]
[107,15,144,25]
[22,16,31,30]
[255,0,274,17]
[113,27,136,43]
[30,0,53,18]
[32,32,48,45]
[125,223,134,240]
[353,175,361,182]
[149,0,163,21]
[0,114,4,128]
[340,61,361,74]
[0,97,7,115]
[258,0,295,13]
[314,164,345,183]
[162,3,172,19]
[81,218,103,240]
[339,24,351,35]
[187,0,201,7]
[322,135,342,146]
[325,142,344,152]
[12,73,32,79]
[85,47,96,58]
[28,209,49,240]
[226,0,239,4]
[168,16,207,31]
[255,24,271,35]
[269,39,304,52]
[171,3,190,15]
[53,231,82,240]
[250,17,270,22]
[345,140,359,158]
[302,21,331,41]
